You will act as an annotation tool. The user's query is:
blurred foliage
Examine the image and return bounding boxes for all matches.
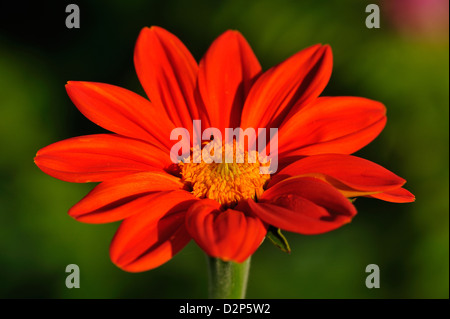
[0,0,448,298]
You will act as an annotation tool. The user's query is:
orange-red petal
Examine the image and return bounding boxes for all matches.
[134,26,198,133]
[110,191,197,272]
[198,30,261,134]
[277,97,386,157]
[241,44,332,130]
[68,171,183,223]
[269,154,407,198]
[367,187,415,203]
[185,199,267,262]
[65,81,175,150]
[34,134,171,183]
[248,177,356,234]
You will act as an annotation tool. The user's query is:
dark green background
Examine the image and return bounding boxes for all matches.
[0,0,448,298]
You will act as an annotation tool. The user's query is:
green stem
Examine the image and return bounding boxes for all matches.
[206,255,251,299]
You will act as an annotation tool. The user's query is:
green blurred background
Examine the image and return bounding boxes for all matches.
[0,0,448,298]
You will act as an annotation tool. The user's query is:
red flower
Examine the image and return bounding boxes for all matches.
[35,26,414,272]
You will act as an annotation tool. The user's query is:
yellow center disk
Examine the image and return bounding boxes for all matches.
[179,140,271,208]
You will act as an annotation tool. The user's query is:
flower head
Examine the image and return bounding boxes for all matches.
[35,26,414,272]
